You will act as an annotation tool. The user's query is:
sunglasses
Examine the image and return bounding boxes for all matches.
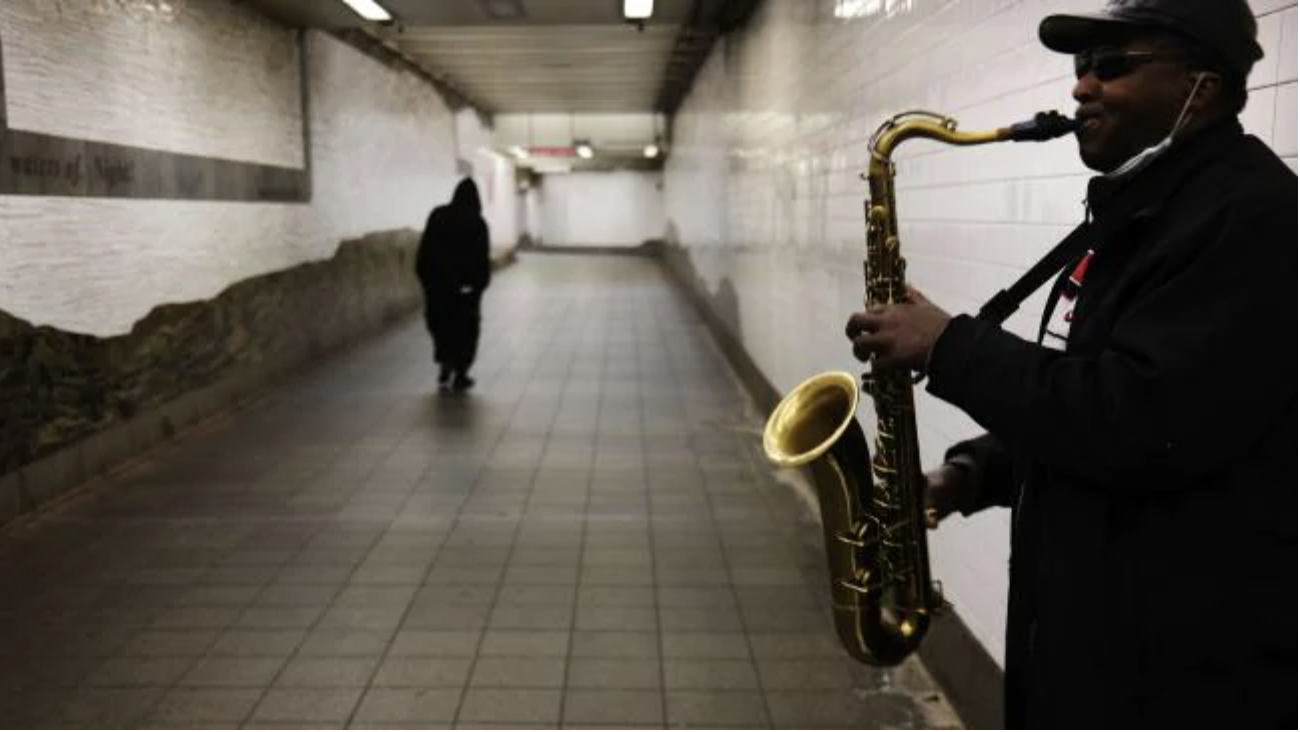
[1073,50,1185,81]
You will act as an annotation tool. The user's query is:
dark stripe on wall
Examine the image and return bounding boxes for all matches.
[297,28,314,202]
[0,128,308,201]
[0,22,310,202]
[0,23,6,131]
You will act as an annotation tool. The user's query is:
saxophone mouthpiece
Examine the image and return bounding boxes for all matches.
[1008,111,1080,142]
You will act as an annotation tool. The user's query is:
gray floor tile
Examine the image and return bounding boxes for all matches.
[276,656,380,687]
[251,688,365,723]
[173,584,265,608]
[756,658,871,690]
[457,688,562,724]
[402,603,492,629]
[181,656,287,687]
[373,656,474,687]
[562,690,664,725]
[152,688,265,723]
[349,564,429,585]
[318,605,408,630]
[580,565,655,586]
[496,584,576,606]
[479,629,571,656]
[571,631,660,658]
[574,605,658,631]
[297,628,394,657]
[237,606,326,629]
[575,586,655,607]
[488,603,575,629]
[353,688,462,724]
[665,690,771,728]
[415,585,497,608]
[766,690,922,729]
[84,656,198,687]
[121,629,221,657]
[748,631,845,660]
[658,606,744,632]
[566,658,662,689]
[663,659,760,690]
[655,586,737,608]
[149,606,242,630]
[61,686,167,726]
[504,565,580,585]
[661,632,750,660]
[333,586,419,608]
[210,628,307,657]
[468,656,567,687]
[389,629,482,656]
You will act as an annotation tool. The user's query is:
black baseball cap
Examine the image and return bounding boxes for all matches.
[1039,0,1264,79]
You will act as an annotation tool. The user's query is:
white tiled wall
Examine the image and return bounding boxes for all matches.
[540,171,667,247]
[0,0,461,336]
[664,0,1297,665]
[455,108,521,250]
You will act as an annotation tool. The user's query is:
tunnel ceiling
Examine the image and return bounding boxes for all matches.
[241,0,760,115]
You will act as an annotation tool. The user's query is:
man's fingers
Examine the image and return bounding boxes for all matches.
[851,333,892,363]
[845,312,883,339]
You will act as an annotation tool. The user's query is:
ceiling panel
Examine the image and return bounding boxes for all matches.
[395,25,678,113]
[244,0,700,115]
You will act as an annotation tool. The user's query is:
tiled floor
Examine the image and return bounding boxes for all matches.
[0,252,959,729]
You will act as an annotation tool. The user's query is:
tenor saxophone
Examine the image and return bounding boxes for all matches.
[762,110,1077,665]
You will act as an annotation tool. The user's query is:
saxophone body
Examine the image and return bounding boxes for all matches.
[763,111,1077,666]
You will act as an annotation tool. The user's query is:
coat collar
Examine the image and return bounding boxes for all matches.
[1085,118,1244,221]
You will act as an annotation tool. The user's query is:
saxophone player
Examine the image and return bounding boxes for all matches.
[844,0,1296,728]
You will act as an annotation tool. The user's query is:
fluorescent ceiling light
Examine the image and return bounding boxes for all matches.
[623,0,653,20]
[339,0,392,22]
[643,144,660,158]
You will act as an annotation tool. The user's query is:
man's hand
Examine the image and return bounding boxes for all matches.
[924,462,968,529]
[844,286,951,372]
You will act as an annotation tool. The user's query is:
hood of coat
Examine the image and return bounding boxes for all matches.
[451,178,482,214]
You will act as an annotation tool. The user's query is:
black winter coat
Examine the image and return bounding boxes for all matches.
[416,180,491,299]
[926,120,1297,729]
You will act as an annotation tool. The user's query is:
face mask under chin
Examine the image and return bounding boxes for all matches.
[1104,136,1173,180]
[1103,71,1208,182]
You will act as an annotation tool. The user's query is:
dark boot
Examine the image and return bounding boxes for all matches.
[451,370,476,391]
[438,365,453,389]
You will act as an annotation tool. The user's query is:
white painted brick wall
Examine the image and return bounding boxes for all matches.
[0,0,461,336]
[2,0,303,167]
[305,31,459,255]
[664,0,1298,665]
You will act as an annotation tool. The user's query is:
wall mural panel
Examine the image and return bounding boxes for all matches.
[0,29,310,202]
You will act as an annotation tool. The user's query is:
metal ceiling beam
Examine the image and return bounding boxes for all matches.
[328,28,490,116]
[654,0,763,116]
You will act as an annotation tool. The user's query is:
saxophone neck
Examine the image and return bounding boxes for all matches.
[868,110,1079,167]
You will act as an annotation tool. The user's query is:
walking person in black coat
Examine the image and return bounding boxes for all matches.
[844,0,1296,727]
[416,178,491,391]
